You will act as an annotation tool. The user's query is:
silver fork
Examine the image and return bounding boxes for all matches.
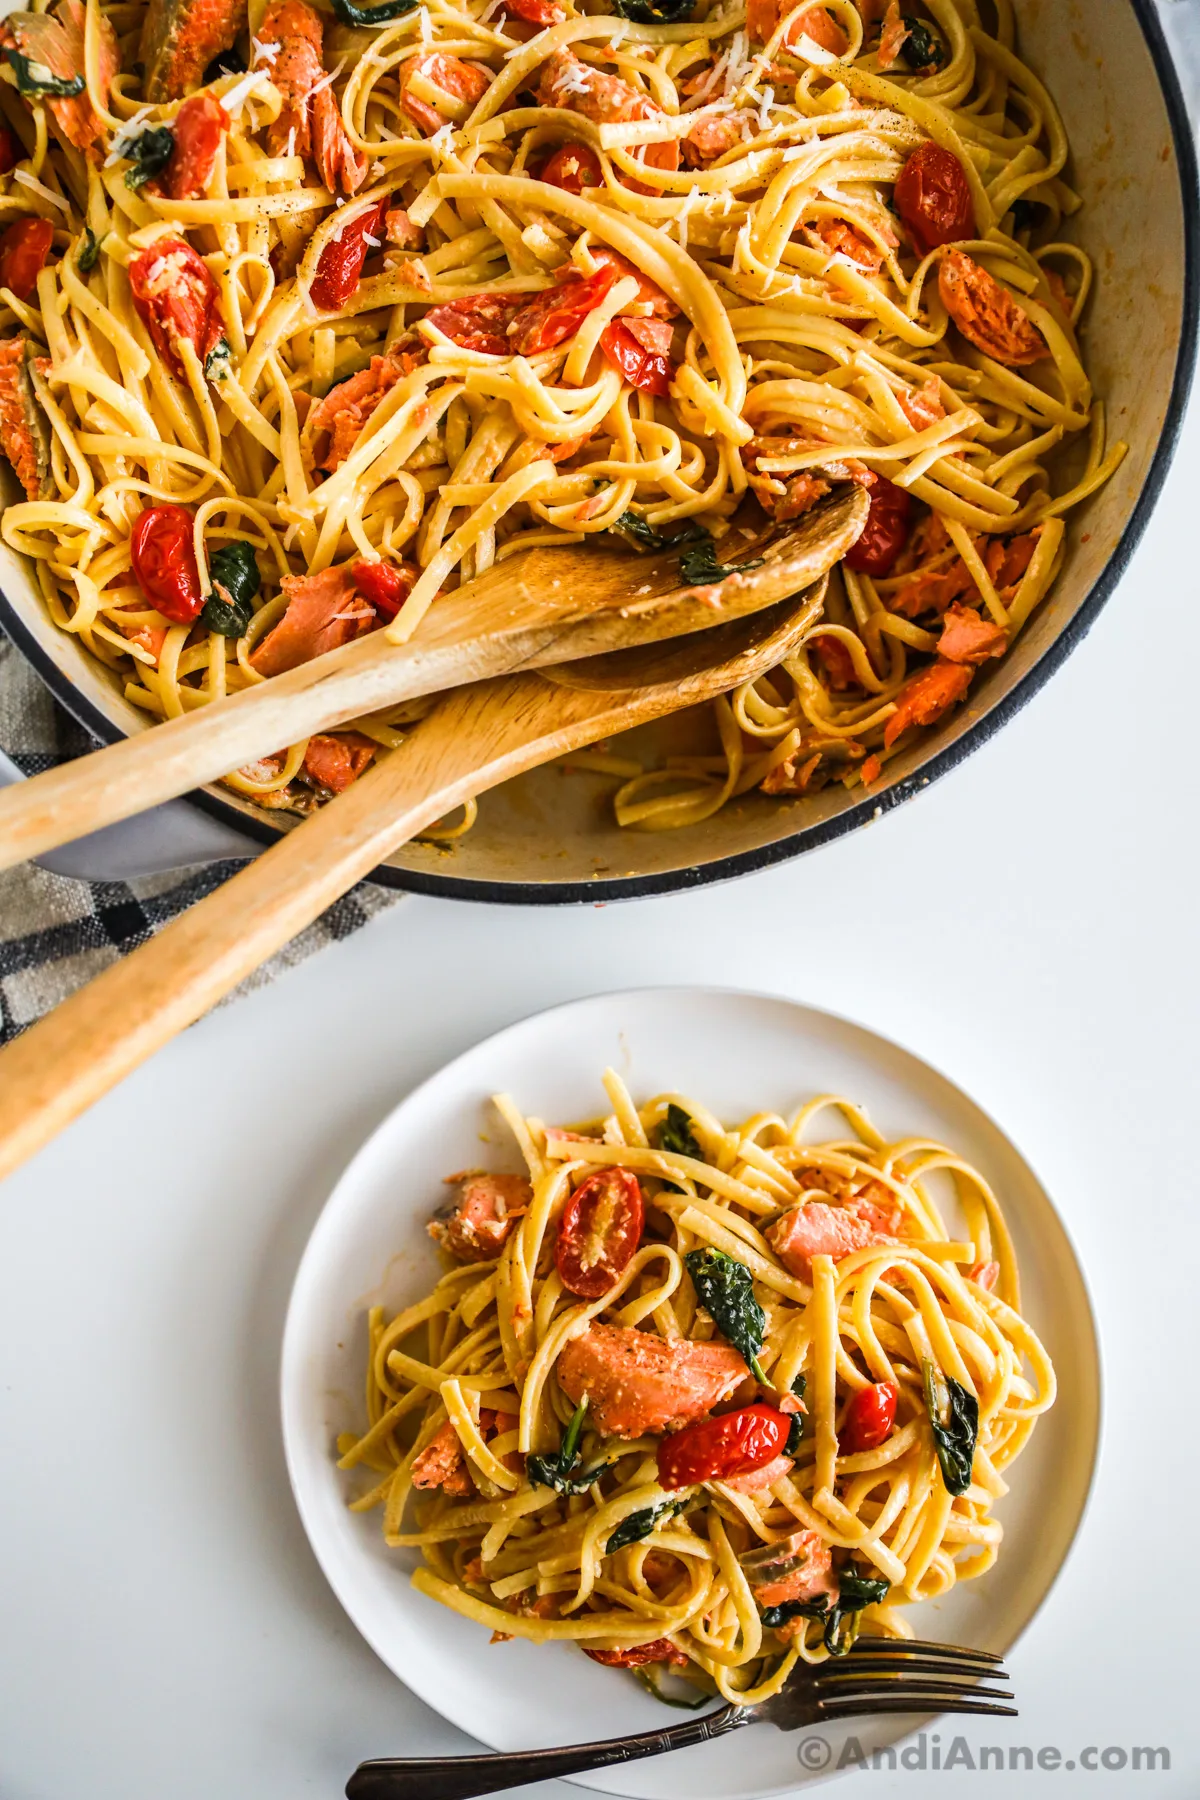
[345,1637,1015,1799]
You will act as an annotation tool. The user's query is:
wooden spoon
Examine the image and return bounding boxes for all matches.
[0,491,867,871]
[0,585,825,1185]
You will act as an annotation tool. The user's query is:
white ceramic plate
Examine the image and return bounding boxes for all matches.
[280,989,1100,1799]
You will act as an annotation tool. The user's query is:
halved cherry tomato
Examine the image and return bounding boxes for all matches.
[311,196,390,312]
[507,263,617,356]
[159,94,230,201]
[130,505,203,624]
[840,1381,897,1454]
[555,1166,644,1298]
[352,558,415,621]
[128,237,224,379]
[658,1401,790,1490]
[0,217,54,302]
[584,1639,688,1668]
[540,142,603,195]
[422,292,522,355]
[894,143,976,257]
[844,476,912,577]
[599,319,674,398]
[0,125,20,176]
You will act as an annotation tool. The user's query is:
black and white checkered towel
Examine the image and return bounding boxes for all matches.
[0,631,400,1046]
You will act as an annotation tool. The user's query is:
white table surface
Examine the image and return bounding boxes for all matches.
[4,18,1200,1798]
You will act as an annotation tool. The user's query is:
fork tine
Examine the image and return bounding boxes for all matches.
[853,1636,1004,1665]
[817,1677,1014,1704]
[822,1655,1010,1682]
[818,1696,1018,1720]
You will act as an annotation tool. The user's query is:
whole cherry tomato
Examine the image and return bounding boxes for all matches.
[507,263,618,356]
[584,1639,688,1668]
[128,238,224,379]
[540,142,603,195]
[840,1381,898,1454]
[0,217,54,302]
[311,196,390,312]
[894,143,976,257]
[844,477,913,577]
[159,94,229,201]
[352,558,416,622]
[0,125,20,176]
[658,1401,790,1490]
[130,505,204,624]
[599,319,674,398]
[555,1166,644,1298]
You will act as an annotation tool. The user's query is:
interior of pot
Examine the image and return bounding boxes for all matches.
[0,0,1192,899]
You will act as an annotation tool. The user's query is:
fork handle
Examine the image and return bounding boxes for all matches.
[345,1706,748,1800]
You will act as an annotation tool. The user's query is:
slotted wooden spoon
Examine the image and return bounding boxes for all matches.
[0,586,825,1185]
[0,491,867,870]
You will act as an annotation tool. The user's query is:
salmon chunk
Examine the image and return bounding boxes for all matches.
[938,603,1007,665]
[249,565,375,676]
[306,352,413,473]
[411,1420,473,1496]
[767,1200,898,1278]
[0,336,51,500]
[939,251,1048,368]
[724,1453,795,1495]
[557,1324,748,1439]
[302,730,376,794]
[742,1530,837,1608]
[5,0,118,161]
[747,0,847,53]
[399,52,491,136]
[140,0,243,103]
[260,0,367,194]
[883,657,973,747]
[429,1172,532,1262]
[536,49,679,185]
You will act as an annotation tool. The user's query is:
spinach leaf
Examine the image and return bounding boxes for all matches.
[1009,198,1039,235]
[123,125,175,191]
[922,1359,978,1497]
[204,47,246,81]
[200,541,261,638]
[4,49,84,98]
[658,1102,701,1162]
[611,0,696,21]
[204,337,232,382]
[901,16,943,68]
[610,510,706,554]
[683,1247,768,1385]
[605,1498,685,1555]
[331,0,419,23]
[761,1565,890,1656]
[783,1374,807,1453]
[77,227,104,273]
[678,535,765,587]
[527,1398,600,1496]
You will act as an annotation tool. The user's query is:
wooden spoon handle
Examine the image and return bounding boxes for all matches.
[0,673,651,1186]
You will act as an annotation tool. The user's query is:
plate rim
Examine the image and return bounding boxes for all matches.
[279,985,1104,1797]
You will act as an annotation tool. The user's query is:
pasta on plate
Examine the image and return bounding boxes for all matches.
[337,1071,1055,1703]
[0,0,1122,832]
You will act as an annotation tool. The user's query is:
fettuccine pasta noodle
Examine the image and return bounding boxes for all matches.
[0,0,1121,826]
[338,1070,1054,1703]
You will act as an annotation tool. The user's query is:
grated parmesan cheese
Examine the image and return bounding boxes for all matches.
[103,106,153,168]
[13,170,69,213]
